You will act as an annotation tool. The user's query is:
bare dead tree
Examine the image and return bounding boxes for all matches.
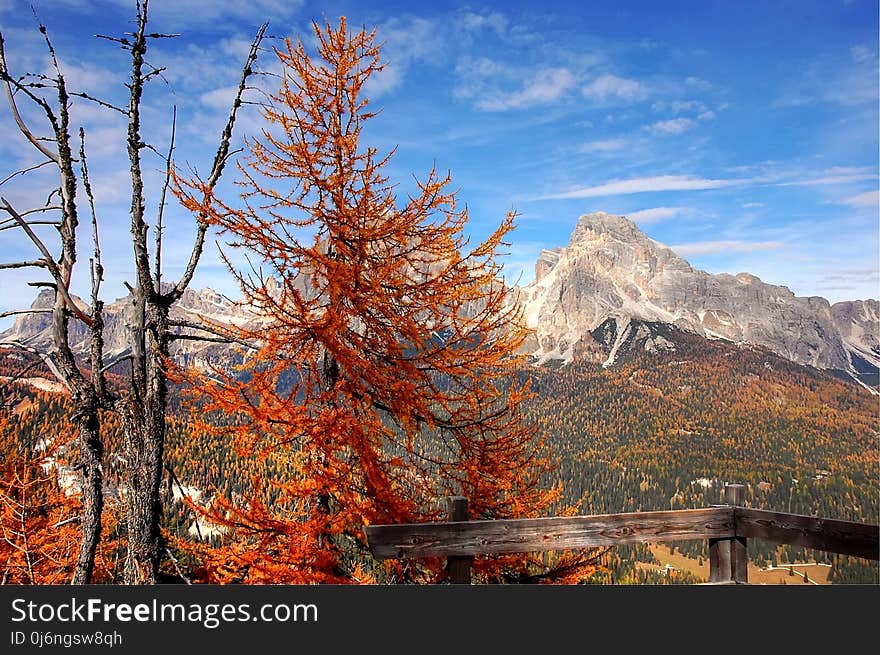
[113,0,265,584]
[0,24,107,584]
[1,0,266,584]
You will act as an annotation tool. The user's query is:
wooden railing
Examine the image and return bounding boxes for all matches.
[364,484,880,583]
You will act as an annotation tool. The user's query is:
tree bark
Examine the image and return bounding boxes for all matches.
[71,392,104,584]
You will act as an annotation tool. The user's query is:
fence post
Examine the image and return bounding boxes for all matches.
[446,496,472,584]
[709,483,748,583]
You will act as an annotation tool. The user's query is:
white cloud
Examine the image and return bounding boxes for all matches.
[52,59,117,94]
[671,240,784,256]
[742,202,764,208]
[459,11,508,36]
[365,17,445,98]
[475,67,577,111]
[382,17,443,63]
[200,85,239,111]
[541,175,746,199]
[647,117,695,135]
[582,74,645,102]
[837,190,880,207]
[684,76,712,90]
[626,207,685,223]
[580,138,626,153]
[780,167,877,187]
[652,99,706,115]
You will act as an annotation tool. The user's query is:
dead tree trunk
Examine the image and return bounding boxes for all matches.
[119,2,265,583]
[0,28,108,584]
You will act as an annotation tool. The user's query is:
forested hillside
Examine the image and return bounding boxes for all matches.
[3,331,877,583]
[522,330,879,582]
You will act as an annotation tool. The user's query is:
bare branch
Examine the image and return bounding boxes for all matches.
[0,220,60,233]
[164,546,192,584]
[0,342,67,388]
[0,204,63,231]
[125,5,155,301]
[52,516,81,529]
[168,21,268,302]
[100,351,132,374]
[1,205,62,220]
[79,128,103,301]
[0,33,60,164]
[0,197,94,327]
[167,333,234,345]
[142,65,167,83]
[168,317,259,351]
[0,308,51,319]
[0,260,47,270]
[0,159,55,187]
[95,34,132,48]
[69,91,126,115]
[1,199,59,271]
[154,105,176,286]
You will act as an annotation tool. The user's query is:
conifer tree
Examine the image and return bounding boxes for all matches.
[175,18,591,583]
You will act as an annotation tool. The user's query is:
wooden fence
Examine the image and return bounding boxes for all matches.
[364,484,880,584]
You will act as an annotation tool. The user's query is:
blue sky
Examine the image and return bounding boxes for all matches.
[0,0,877,329]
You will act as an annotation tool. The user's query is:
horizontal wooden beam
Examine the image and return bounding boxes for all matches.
[735,508,879,561]
[364,507,734,560]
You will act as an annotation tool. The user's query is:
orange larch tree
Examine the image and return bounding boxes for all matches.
[175,18,596,583]
[0,407,122,584]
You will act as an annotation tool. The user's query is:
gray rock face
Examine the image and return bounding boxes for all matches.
[0,286,255,371]
[520,212,867,372]
[831,299,880,374]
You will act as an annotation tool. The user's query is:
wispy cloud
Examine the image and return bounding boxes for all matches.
[459,10,508,36]
[671,240,784,256]
[742,202,764,208]
[579,138,626,153]
[684,76,712,90]
[541,175,746,199]
[646,117,694,135]
[366,17,445,98]
[774,44,878,108]
[626,206,685,223]
[837,190,880,207]
[456,59,577,111]
[582,74,645,102]
[779,167,877,186]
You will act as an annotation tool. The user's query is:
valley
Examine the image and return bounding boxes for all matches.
[1,212,877,584]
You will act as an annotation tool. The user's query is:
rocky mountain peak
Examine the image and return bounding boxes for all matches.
[521,212,874,382]
[569,211,648,245]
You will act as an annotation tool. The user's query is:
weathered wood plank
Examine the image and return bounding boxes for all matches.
[708,537,730,583]
[445,497,472,584]
[364,507,734,560]
[725,485,748,583]
[735,508,879,560]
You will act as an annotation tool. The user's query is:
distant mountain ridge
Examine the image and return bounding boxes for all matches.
[518,212,878,387]
[0,285,256,371]
[2,212,877,388]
